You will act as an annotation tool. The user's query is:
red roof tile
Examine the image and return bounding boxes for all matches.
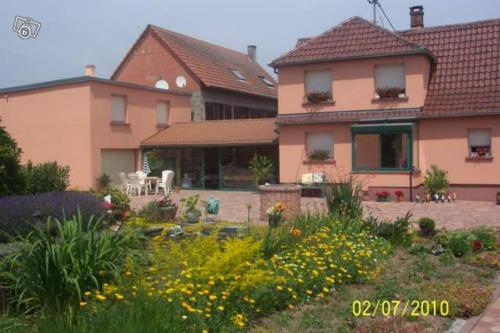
[271,17,434,67]
[141,118,278,147]
[148,25,277,99]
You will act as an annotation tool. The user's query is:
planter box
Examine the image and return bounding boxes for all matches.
[158,206,177,221]
[376,196,391,202]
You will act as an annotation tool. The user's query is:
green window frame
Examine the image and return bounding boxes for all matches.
[351,123,414,172]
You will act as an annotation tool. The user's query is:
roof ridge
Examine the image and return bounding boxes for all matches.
[149,24,250,61]
[398,17,500,33]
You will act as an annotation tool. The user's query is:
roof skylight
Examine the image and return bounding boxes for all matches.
[260,76,274,87]
[230,68,246,81]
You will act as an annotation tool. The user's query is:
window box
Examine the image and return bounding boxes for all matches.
[303,159,336,165]
[465,156,493,162]
[110,121,129,126]
[371,96,408,103]
[304,92,333,104]
[375,87,406,99]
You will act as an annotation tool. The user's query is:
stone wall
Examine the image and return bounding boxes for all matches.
[260,185,302,221]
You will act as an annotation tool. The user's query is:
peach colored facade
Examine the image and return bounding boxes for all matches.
[0,79,191,189]
[277,55,500,201]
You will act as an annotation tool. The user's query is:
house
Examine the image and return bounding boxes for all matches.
[0,73,191,188]
[270,6,500,201]
[0,25,278,190]
[113,25,279,189]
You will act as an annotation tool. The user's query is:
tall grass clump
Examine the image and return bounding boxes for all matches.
[324,179,363,219]
[1,214,145,315]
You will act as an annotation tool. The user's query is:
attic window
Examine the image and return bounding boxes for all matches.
[230,68,246,81]
[260,76,274,88]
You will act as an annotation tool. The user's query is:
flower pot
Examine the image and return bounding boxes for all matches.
[376,196,390,202]
[185,211,200,224]
[158,206,177,221]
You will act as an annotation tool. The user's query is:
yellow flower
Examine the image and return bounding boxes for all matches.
[288,304,295,309]
[79,301,87,308]
[217,306,224,311]
[96,294,106,302]
[84,291,92,297]
[209,295,217,300]
[276,285,283,291]
[115,293,124,301]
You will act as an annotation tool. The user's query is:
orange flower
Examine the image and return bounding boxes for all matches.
[291,228,301,237]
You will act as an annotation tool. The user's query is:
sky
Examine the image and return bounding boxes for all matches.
[1,0,499,87]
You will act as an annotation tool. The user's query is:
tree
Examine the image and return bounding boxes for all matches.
[0,124,26,195]
[249,154,274,186]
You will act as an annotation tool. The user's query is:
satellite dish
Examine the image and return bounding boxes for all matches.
[176,76,187,88]
[155,79,169,90]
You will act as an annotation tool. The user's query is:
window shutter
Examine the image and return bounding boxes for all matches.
[305,70,332,93]
[111,95,126,122]
[307,133,333,157]
[375,65,405,89]
[469,130,490,147]
[156,101,169,125]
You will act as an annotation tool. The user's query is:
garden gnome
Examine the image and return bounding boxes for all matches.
[415,195,421,203]
[426,193,431,202]
[452,193,457,201]
[447,194,451,203]
[104,194,112,214]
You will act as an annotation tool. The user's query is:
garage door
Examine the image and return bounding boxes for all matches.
[101,149,137,186]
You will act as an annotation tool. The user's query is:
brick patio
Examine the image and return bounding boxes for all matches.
[130,190,500,230]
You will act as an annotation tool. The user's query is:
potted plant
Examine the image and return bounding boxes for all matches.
[266,201,286,228]
[308,149,330,161]
[375,191,390,202]
[180,194,202,223]
[423,165,449,197]
[157,196,178,221]
[375,87,405,99]
[496,192,500,205]
[395,190,404,203]
[305,91,332,104]
[249,153,274,186]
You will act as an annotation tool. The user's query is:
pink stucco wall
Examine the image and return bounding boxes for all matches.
[277,54,430,113]
[0,80,191,190]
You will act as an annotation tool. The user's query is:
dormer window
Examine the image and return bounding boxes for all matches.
[260,76,274,88]
[230,68,246,82]
[375,64,406,99]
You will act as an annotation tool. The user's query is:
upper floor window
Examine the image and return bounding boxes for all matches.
[156,101,169,126]
[304,70,332,103]
[230,68,246,82]
[468,129,491,158]
[306,132,333,160]
[111,95,126,123]
[375,64,406,99]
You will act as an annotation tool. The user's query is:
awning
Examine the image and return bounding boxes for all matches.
[141,118,278,147]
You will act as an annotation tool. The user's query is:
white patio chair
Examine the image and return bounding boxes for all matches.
[136,170,151,192]
[157,170,174,195]
[118,172,130,193]
[128,173,143,196]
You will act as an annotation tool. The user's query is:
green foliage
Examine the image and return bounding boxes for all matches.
[417,217,436,236]
[324,180,363,219]
[0,214,145,314]
[369,212,413,247]
[138,200,160,223]
[0,125,26,195]
[470,226,497,251]
[95,187,130,220]
[308,149,330,161]
[96,173,111,190]
[446,230,475,257]
[179,194,201,218]
[24,161,70,193]
[423,165,448,195]
[249,153,274,185]
[408,243,428,255]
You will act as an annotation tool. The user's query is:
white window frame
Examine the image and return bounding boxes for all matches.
[306,132,334,160]
[468,129,492,157]
[156,101,169,126]
[111,94,127,123]
[374,64,406,92]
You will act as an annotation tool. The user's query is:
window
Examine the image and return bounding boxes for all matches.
[352,125,412,171]
[307,132,333,160]
[259,76,274,88]
[230,68,246,81]
[304,70,332,94]
[156,101,169,125]
[375,64,406,98]
[111,95,126,123]
[468,129,491,158]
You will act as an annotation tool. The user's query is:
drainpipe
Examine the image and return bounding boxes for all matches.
[409,167,413,202]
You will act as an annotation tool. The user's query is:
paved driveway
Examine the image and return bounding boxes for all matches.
[130,190,500,230]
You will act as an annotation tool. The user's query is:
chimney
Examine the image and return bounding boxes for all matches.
[410,5,424,29]
[85,64,95,77]
[247,45,257,62]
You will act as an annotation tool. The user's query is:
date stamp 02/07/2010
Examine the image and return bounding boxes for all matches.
[352,300,450,318]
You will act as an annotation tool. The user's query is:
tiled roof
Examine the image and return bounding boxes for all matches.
[142,118,278,147]
[400,19,500,115]
[270,17,434,67]
[276,109,422,125]
[148,25,277,99]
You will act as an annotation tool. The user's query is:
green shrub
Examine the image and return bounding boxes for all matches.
[0,125,26,195]
[95,187,130,221]
[418,217,436,236]
[24,161,70,193]
[1,214,145,314]
[470,226,497,251]
[96,173,111,190]
[324,180,363,219]
[408,244,428,255]
[370,212,413,247]
[138,200,160,223]
[423,165,448,195]
[446,231,475,257]
[249,154,274,185]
